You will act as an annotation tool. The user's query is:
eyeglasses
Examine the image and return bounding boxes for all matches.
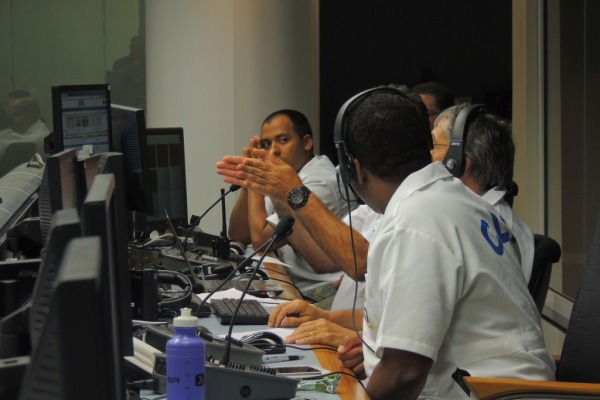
[432,142,449,147]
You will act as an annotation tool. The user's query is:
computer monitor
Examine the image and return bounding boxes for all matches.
[37,148,78,244]
[110,104,152,214]
[0,208,81,365]
[18,236,126,400]
[51,84,113,154]
[135,127,188,233]
[74,153,102,208]
[80,173,133,358]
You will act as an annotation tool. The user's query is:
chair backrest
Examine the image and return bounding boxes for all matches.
[557,204,600,383]
[528,233,562,312]
[0,140,37,178]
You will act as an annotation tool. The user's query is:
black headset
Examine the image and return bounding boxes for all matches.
[333,86,429,187]
[156,270,193,312]
[442,104,486,178]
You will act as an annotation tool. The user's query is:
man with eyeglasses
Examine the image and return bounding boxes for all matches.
[431,104,534,283]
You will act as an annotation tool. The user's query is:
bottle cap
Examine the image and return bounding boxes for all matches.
[173,307,198,327]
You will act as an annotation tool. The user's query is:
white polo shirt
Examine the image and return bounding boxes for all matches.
[330,205,382,311]
[482,187,535,283]
[363,162,555,399]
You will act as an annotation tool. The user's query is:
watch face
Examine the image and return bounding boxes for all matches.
[288,186,310,209]
[290,190,304,204]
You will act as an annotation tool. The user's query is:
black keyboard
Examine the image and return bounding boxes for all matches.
[210,298,270,325]
[202,279,235,291]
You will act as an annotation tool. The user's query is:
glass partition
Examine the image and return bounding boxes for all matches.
[0,0,145,175]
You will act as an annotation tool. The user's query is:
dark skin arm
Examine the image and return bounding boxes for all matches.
[366,348,432,400]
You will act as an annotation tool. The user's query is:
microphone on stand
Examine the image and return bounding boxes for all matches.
[183,184,241,251]
[220,215,295,365]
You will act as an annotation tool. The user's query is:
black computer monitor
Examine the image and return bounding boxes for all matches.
[18,236,126,400]
[135,127,188,233]
[110,104,153,215]
[37,148,78,244]
[28,209,81,350]
[51,84,113,154]
[80,173,133,359]
[74,153,102,208]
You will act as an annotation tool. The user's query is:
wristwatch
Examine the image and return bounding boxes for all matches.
[287,186,311,210]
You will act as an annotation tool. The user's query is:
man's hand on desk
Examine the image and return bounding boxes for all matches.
[338,335,366,380]
[283,318,355,348]
[268,299,325,327]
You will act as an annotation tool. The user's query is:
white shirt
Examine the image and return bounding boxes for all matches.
[363,163,555,399]
[482,187,535,283]
[266,155,347,291]
[331,205,381,311]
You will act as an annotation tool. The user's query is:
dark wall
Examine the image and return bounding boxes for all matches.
[319,0,512,162]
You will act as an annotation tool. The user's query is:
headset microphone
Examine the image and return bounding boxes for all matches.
[220,215,295,365]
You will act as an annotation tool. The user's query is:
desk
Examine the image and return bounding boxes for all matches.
[139,299,369,400]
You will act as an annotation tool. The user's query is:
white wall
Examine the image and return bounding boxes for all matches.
[145,0,319,234]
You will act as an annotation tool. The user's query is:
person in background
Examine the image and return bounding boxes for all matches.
[7,97,50,156]
[6,89,32,115]
[412,81,455,129]
[226,109,347,293]
[431,104,534,282]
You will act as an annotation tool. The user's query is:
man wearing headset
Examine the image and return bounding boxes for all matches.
[218,89,554,399]
[431,104,534,282]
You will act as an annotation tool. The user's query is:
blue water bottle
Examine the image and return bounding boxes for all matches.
[166,307,206,400]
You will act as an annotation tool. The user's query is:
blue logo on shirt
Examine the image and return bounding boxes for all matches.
[480,211,511,255]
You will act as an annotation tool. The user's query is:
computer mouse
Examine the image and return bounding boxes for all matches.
[241,331,286,354]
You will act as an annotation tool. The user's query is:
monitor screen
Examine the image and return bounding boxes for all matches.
[80,172,133,358]
[51,84,112,155]
[110,104,152,214]
[18,236,126,400]
[37,148,78,244]
[135,127,188,233]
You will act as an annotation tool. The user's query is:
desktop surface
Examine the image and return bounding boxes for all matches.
[138,300,368,400]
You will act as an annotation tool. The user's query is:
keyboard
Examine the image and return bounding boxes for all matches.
[210,298,270,325]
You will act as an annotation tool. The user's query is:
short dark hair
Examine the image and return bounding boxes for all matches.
[262,109,313,139]
[464,113,514,191]
[412,81,455,112]
[346,91,431,182]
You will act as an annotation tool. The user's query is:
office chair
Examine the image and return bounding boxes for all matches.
[528,234,562,313]
[0,140,37,178]
[464,203,600,399]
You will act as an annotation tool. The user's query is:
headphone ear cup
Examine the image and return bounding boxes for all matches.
[443,104,486,178]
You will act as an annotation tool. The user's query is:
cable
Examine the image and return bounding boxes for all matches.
[342,184,375,355]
